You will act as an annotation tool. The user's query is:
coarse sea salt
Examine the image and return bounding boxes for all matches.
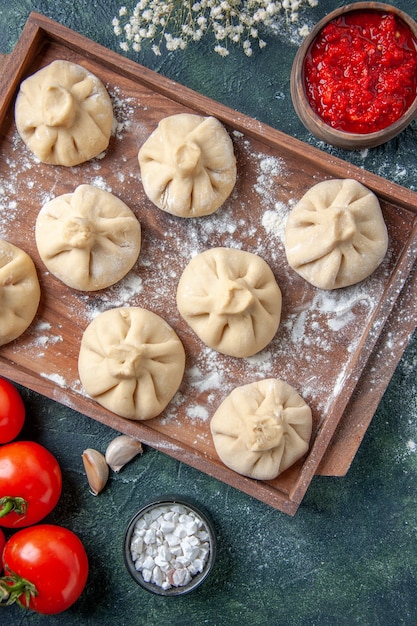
[129,503,211,590]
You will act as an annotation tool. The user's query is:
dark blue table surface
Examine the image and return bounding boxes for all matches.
[0,1,417,624]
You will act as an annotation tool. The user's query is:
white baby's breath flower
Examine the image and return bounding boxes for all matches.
[214,44,230,56]
[266,3,278,16]
[142,9,153,21]
[210,6,223,18]
[253,9,266,22]
[214,25,227,40]
[113,0,317,57]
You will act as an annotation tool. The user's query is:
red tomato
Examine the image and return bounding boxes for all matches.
[0,441,62,528]
[0,378,25,443]
[1,524,89,614]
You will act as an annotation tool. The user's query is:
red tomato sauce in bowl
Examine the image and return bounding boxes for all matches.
[304,10,417,134]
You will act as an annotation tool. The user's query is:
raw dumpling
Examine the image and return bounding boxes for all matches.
[284,178,388,289]
[0,240,40,346]
[210,378,312,480]
[176,247,282,357]
[35,184,141,291]
[15,60,113,166]
[78,307,185,420]
[138,113,237,217]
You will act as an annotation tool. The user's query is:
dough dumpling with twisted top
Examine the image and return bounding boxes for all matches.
[210,378,312,481]
[0,240,40,346]
[285,178,388,290]
[78,307,185,421]
[15,60,113,166]
[176,247,282,357]
[138,113,236,217]
[35,184,141,291]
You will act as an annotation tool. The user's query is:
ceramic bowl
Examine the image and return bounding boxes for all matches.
[290,2,417,149]
[123,495,217,596]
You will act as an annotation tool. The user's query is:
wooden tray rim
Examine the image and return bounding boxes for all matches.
[0,12,416,515]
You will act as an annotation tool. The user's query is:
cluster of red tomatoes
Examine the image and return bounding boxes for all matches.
[0,377,88,615]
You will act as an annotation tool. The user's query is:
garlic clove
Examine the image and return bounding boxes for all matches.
[105,435,143,472]
[82,448,109,496]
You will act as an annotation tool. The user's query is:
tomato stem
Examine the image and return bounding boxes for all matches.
[0,496,27,519]
[0,570,38,608]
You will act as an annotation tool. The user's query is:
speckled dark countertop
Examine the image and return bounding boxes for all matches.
[1,1,417,624]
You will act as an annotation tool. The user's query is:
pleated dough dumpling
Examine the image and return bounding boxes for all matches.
[285,178,389,290]
[78,307,185,421]
[138,113,237,217]
[210,378,312,480]
[176,247,282,357]
[35,184,141,291]
[0,240,40,346]
[15,60,113,166]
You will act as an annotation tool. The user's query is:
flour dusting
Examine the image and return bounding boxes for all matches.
[0,81,412,484]
[40,372,67,388]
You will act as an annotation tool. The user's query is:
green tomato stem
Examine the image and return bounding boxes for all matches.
[0,571,38,608]
[0,496,27,519]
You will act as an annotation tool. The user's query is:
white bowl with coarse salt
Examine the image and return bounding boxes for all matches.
[123,497,217,596]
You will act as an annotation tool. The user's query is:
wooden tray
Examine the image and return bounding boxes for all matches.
[1,13,417,515]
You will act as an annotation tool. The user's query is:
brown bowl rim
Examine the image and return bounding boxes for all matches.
[290,2,417,149]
